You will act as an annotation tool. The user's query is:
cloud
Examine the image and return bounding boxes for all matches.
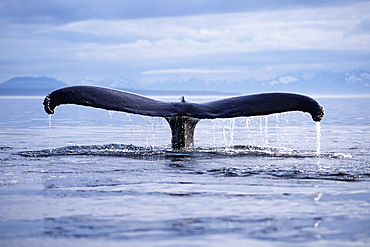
[1,0,370,83]
[1,0,366,24]
[0,0,268,24]
[345,19,370,37]
[45,4,370,61]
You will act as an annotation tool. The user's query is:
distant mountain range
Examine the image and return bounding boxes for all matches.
[1,69,369,95]
[127,69,370,95]
[0,77,67,95]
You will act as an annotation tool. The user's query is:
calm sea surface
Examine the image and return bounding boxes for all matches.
[0,95,369,247]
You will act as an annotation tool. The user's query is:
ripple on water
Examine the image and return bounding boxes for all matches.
[16,143,363,182]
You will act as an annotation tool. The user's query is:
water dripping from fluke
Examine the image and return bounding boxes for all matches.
[39,86,334,158]
[316,122,321,156]
[48,114,53,153]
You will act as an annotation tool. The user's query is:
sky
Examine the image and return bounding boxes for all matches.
[1,0,370,86]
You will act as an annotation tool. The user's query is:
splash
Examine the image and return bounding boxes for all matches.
[18,143,349,159]
[19,144,167,157]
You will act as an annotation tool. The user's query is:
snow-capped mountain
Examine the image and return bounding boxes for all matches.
[1,70,369,95]
[344,69,370,86]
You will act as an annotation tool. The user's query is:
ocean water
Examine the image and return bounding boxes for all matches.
[0,95,369,247]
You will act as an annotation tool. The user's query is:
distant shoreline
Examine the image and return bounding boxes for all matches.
[1,94,370,99]
[0,88,238,97]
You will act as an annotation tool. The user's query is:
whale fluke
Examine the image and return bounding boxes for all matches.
[44,86,324,150]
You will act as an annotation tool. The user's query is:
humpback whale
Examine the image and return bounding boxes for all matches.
[43,86,324,150]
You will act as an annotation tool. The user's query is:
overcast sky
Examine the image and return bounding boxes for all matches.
[1,0,370,84]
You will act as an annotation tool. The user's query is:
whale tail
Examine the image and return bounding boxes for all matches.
[44,86,324,150]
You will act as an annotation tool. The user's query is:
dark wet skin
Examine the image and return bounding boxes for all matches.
[44,86,324,150]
